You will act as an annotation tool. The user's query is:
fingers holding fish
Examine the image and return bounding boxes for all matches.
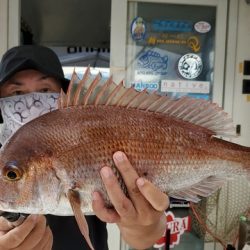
[92,191,120,223]
[0,215,52,250]
[16,215,50,250]
[0,214,37,249]
[37,226,53,250]
[112,151,150,205]
[98,152,167,227]
[0,216,13,233]
[112,151,168,216]
[136,177,169,212]
[99,166,137,219]
[107,151,168,247]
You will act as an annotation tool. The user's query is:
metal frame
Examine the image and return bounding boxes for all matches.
[0,0,20,58]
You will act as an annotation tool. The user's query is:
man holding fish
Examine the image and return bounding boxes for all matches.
[0,45,169,250]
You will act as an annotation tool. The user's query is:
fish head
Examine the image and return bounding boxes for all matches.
[0,138,61,214]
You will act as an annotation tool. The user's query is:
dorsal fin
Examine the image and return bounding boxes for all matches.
[94,76,113,106]
[66,69,78,107]
[59,69,236,137]
[73,66,91,105]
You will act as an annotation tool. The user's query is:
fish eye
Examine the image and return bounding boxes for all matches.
[2,162,23,181]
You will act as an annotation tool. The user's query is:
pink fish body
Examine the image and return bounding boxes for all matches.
[0,70,249,217]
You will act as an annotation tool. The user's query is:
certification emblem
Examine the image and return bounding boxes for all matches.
[178,53,203,79]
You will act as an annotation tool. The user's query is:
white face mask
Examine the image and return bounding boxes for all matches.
[0,92,59,145]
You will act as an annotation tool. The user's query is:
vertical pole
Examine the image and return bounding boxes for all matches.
[0,0,8,57]
[0,0,20,58]
[165,229,170,250]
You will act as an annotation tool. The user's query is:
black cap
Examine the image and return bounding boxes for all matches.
[0,45,70,92]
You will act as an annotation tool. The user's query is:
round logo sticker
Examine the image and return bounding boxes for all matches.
[194,21,211,33]
[131,17,146,41]
[178,53,203,79]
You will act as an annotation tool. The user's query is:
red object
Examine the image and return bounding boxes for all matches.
[154,211,191,249]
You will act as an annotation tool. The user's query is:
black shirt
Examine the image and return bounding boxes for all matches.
[46,215,108,250]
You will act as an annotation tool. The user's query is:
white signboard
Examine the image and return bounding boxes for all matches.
[161,80,210,94]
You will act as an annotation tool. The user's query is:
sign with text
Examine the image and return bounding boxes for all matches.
[161,79,210,94]
[154,211,191,249]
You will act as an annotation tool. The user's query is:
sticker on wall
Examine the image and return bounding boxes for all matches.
[147,34,201,52]
[137,49,168,75]
[161,79,210,94]
[178,53,203,79]
[187,36,201,52]
[132,81,159,92]
[194,21,211,33]
[154,211,191,249]
[131,17,146,41]
[152,19,193,32]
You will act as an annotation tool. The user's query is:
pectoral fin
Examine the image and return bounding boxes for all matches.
[169,176,226,202]
[67,189,95,250]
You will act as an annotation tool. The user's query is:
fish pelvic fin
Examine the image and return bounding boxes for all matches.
[60,68,236,137]
[67,189,95,250]
[169,176,226,203]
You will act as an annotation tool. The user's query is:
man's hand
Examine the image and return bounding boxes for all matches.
[0,215,53,250]
[92,151,169,249]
